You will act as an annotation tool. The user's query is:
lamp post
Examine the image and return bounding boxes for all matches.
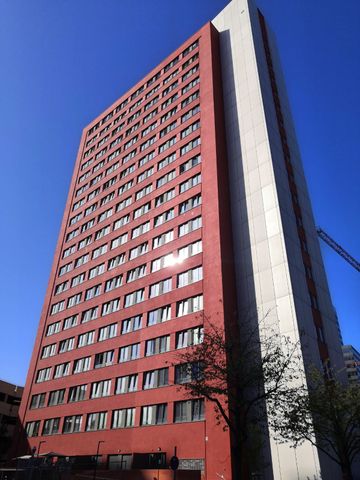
[93,441,104,480]
[157,447,161,480]
[38,441,46,457]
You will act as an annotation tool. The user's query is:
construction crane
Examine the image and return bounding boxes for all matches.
[317,228,360,272]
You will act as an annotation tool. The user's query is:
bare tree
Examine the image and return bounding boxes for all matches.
[172,313,302,479]
[271,367,360,480]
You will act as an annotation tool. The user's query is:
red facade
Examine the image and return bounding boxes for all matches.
[18,23,236,479]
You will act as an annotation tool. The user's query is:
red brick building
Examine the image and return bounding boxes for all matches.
[18,1,346,479]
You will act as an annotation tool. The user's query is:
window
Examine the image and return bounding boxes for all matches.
[161,107,177,124]
[176,326,204,349]
[124,288,144,308]
[181,104,200,123]
[116,374,138,394]
[111,233,128,250]
[179,173,201,193]
[100,191,115,206]
[135,184,152,201]
[147,305,171,326]
[113,214,130,231]
[78,330,95,347]
[182,77,200,94]
[36,367,51,383]
[91,379,111,398]
[158,136,176,154]
[137,166,154,183]
[121,315,142,334]
[48,389,65,406]
[163,80,178,97]
[85,284,101,301]
[88,263,105,279]
[181,64,199,81]
[66,229,79,242]
[129,242,148,260]
[177,266,203,287]
[112,408,135,429]
[158,152,176,171]
[181,90,199,108]
[102,298,120,316]
[59,337,75,353]
[141,404,167,425]
[154,208,174,227]
[183,40,199,57]
[78,235,92,250]
[156,170,176,188]
[63,245,76,258]
[41,343,56,358]
[151,253,177,272]
[68,384,87,403]
[179,216,202,237]
[42,418,60,436]
[67,293,82,308]
[73,356,91,374]
[160,121,177,138]
[143,109,158,123]
[94,350,114,368]
[178,240,202,260]
[145,335,170,356]
[54,280,69,295]
[127,264,146,283]
[63,415,82,434]
[81,307,98,324]
[99,323,117,341]
[95,225,111,240]
[118,180,134,197]
[132,221,150,239]
[177,295,203,317]
[81,219,95,233]
[70,274,85,290]
[86,412,107,431]
[54,362,70,378]
[153,230,174,249]
[119,343,140,362]
[92,244,108,259]
[140,135,156,152]
[105,275,123,292]
[179,194,201,214]
[174,399,204,423]
[30,393,45,410]
[26,421,40,437]
[74,253,89,268]
[87,187,100,201]
[116,197,132,212]
[46,321,61,336]
[50,300,65,315]
[138,150,155,168]
[63,314,78,330]
[180,154,201,174]
[155,188,175,207]
[108,253,126,270]
[149,278,172,298]
[84,203,97,217]
[133,202,151,219]
[143,368,168,389]
[162,93,178,110]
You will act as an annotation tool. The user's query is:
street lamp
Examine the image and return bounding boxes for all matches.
[38,441,46,457]
[93,441,105,480]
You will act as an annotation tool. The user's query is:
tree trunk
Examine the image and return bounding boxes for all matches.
[340,461,353,480]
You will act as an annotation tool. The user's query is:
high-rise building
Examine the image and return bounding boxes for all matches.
[18,0,345,479]
[342,345,360,385]
[0,380,23,463]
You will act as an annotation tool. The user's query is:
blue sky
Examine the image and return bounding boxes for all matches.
[0,0,359,386]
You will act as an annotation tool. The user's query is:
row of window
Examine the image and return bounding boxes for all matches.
[31,361,202,412]
[68,152,201,269]
[80,100,200,190]
[85,41,198,141]
[68,146,201,256]
[26,397,204,437]
[56,216,202,308]
[53,237,202,314]
[81,80,200,181]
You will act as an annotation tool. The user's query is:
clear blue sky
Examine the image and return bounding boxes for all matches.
[0,0,359,386]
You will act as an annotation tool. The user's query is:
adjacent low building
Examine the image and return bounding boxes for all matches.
[0,380,23,463]
[342,344,360,384]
